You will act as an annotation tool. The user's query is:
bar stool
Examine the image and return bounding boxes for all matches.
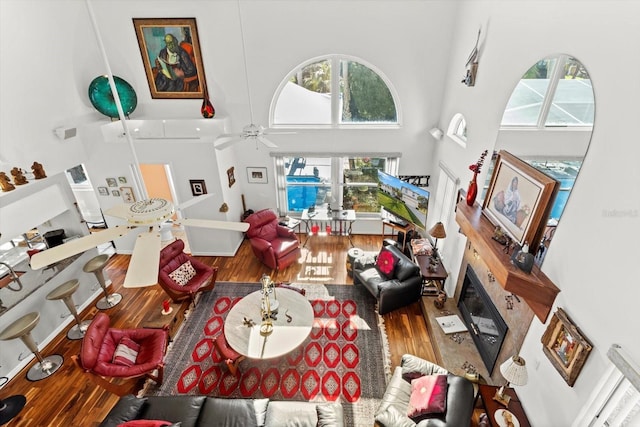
[83,254,122,310]
[46,279,92,340]
[0,312,64,381]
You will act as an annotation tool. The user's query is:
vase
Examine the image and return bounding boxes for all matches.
[466,172,478,206]
[200,87,215,119]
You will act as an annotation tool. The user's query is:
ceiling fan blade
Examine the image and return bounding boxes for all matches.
[263,130,297,135]
[104,203,132,220]
[176,218,249,232]
[30,225,133,270]
[177,193,213,211]
[257,135,278,148]
[123,230,161,288]
[214,134,240,150]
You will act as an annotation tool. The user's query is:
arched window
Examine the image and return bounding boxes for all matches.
[447,113,467,147]
[271,55,400,127]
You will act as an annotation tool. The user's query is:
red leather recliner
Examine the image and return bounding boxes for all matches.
[244,209,301,270]
[74,313,168,396]
[158,239,216,303]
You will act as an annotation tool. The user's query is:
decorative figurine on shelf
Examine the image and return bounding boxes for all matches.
[0,172,15,192]
[10,167,28,185]
[31,162,46,179]
[466,149,489,206]
[434,291,447,309]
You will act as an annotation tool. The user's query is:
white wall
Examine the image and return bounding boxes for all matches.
[436,2,640,425]
[3,1,640,424]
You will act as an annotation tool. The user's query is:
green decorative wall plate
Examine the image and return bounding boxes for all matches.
[88,75,137,119]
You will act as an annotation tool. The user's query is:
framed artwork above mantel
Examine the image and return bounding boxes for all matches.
[482,150,559,248]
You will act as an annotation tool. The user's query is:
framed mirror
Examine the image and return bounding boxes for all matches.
[484,54,594,264]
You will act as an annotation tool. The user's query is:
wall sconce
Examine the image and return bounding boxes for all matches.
[54,127,77,140]
[429,127,443,140]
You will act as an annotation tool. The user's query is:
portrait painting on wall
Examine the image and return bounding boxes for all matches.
[483,151,558,247]
[133,18,206,99]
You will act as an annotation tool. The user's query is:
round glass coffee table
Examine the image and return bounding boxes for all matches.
[224,288,313,359]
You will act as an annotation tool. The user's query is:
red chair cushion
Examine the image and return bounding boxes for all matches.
[112,337,140,366]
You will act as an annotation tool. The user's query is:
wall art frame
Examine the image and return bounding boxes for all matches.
[482,150,558,247]
[541,308,593,387]
[97,187,109,196]
[227,167,236,188]
[247,166,268,184]
[111,190,120,197]
[189,179,207,196]
[106,177,117,187]
[120,186,136,203]
[132,18,206,99]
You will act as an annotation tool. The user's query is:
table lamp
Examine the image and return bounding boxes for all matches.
[428,222,447,251]
[495,354,528,406]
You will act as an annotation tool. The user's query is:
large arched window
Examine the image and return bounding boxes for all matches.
[271,55,400,127]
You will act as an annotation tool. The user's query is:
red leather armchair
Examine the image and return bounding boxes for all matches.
[74,313,168,396]
[158,239,216,303]
[244,209,301,270]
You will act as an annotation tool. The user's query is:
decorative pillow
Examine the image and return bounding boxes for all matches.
[112,337,140,367]
[407,374,448,418]
[168,261,197,286]
[376,249,396,277]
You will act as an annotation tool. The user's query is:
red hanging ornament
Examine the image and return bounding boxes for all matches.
[201,85,215,119]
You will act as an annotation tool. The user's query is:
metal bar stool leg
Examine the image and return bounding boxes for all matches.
[83,255,122,310]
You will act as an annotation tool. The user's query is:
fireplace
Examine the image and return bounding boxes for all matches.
[458,265,508,374]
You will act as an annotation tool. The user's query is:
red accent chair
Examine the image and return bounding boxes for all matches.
[73,313,168,396]
[158,239,217,303]
[213,333,245,376]
[244,209,301,270]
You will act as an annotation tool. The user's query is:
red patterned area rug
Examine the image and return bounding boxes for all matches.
[143,282,391,426]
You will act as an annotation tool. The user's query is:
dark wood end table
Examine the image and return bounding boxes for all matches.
[414,254,448,295]
[477,384,531,427]
[140,301,189,340]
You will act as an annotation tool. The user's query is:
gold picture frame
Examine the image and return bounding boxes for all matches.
[133,18,206,99]
[483,150,558,247]
[541,308,593,387]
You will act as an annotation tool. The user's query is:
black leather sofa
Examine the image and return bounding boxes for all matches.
[375,354,475,427]
[352,244,422,314]
[99,395,344,427]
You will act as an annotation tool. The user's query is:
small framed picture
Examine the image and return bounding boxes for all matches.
[189,179,207,196]
[120,186,136,203]
[227,167,236,188]
[247,166,268,184]
[112,190,120,197]
[118,176,127,184]
[541,308,593,387]
[97,187,109,196]
[106,177,117,187]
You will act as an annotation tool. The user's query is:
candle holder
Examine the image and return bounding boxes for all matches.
[260,275,275,336]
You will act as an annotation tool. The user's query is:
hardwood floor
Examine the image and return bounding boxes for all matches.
[0,235,475,426]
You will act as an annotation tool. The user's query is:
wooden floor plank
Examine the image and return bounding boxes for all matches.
[0,234,480,426]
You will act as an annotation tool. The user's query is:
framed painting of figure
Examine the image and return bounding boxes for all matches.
[133,18,206,99]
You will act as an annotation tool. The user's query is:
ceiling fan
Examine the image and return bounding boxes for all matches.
[31,2,249,288]
[214,0,293,151]
[30,195,249,288]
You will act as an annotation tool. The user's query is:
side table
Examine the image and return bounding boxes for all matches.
[140,301,188,341]
[414,254,448,295]
[477,384,531,427]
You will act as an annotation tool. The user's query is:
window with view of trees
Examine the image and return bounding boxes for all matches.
[271,56,399,126]
[274,156,399,215]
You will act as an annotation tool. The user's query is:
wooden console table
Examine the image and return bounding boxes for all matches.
[477,384,531,427]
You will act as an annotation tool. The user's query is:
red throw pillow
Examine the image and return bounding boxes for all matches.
[407,374,448,418]
[112,337,140,367]
[376,249,396,277]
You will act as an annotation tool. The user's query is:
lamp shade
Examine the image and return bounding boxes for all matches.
[429,222,447,240]
[500,355,528,386]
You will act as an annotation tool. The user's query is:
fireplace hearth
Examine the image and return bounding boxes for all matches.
[458,265,508,374]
